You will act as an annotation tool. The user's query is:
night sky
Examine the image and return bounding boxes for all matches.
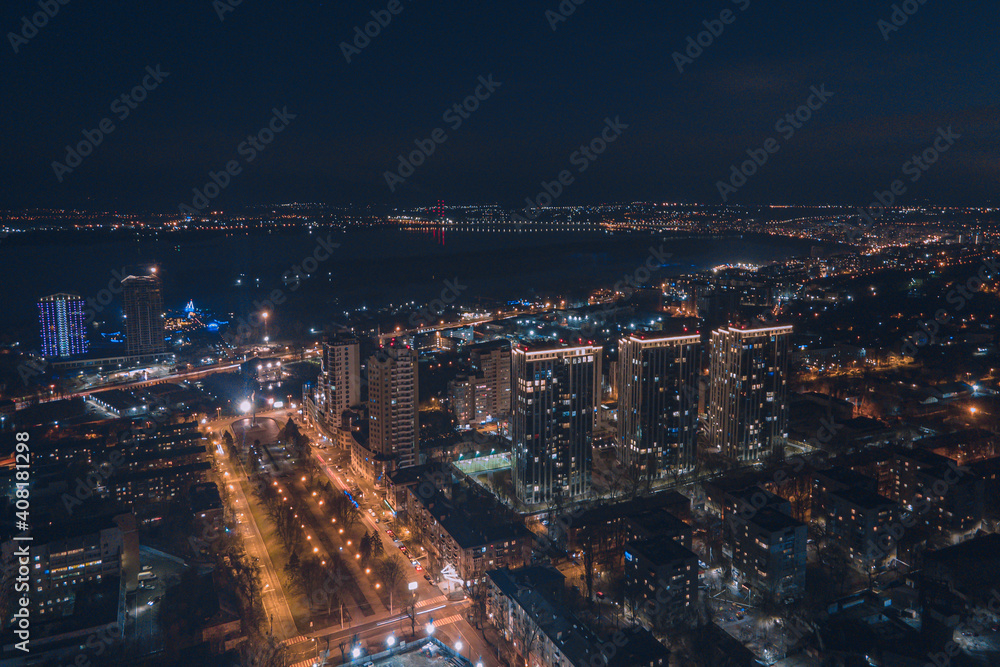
[2,0,997,211]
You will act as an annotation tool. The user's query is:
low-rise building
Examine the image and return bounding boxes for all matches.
[818,486,898,570]
[1,513,138,622]
[189,481,225,537]
[486,566,661,667]
[730,506,807,601]
[623,535,698,629]
[562,492,690,570]
[889,448,983,537]
[394,465,532,589]
[448,373,492,428]
[813,466,879,518]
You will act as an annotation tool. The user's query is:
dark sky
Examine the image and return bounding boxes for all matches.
[2,0,997,211]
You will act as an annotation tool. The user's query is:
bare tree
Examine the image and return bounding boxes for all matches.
[370,530,385,560]
[515,601,542,667]
[377,555,406,613]
[403,596,419,637]
[239,633,286,667]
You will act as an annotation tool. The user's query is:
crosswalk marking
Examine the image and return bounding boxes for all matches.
[417,595,447,608]
[432,613,462,627]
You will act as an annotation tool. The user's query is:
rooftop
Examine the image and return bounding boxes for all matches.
[363,640,473,667]
[748,506,806,533]
[15,512,126,546]
[815,465,877,489]
[189,482,223,513]
[626,534,699,567]
[828,485,896,511]
[468,339,511,353]
[487,566,599,667]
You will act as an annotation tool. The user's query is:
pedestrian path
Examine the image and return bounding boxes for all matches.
[431,613,462,627]
[417,594,448,608]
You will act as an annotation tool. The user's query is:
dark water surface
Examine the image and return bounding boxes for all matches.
[0,229,833,337]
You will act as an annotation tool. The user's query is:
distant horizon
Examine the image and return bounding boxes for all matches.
[3,199,1000,218]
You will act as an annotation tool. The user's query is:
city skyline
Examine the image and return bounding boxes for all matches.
[3,2,1000,666]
